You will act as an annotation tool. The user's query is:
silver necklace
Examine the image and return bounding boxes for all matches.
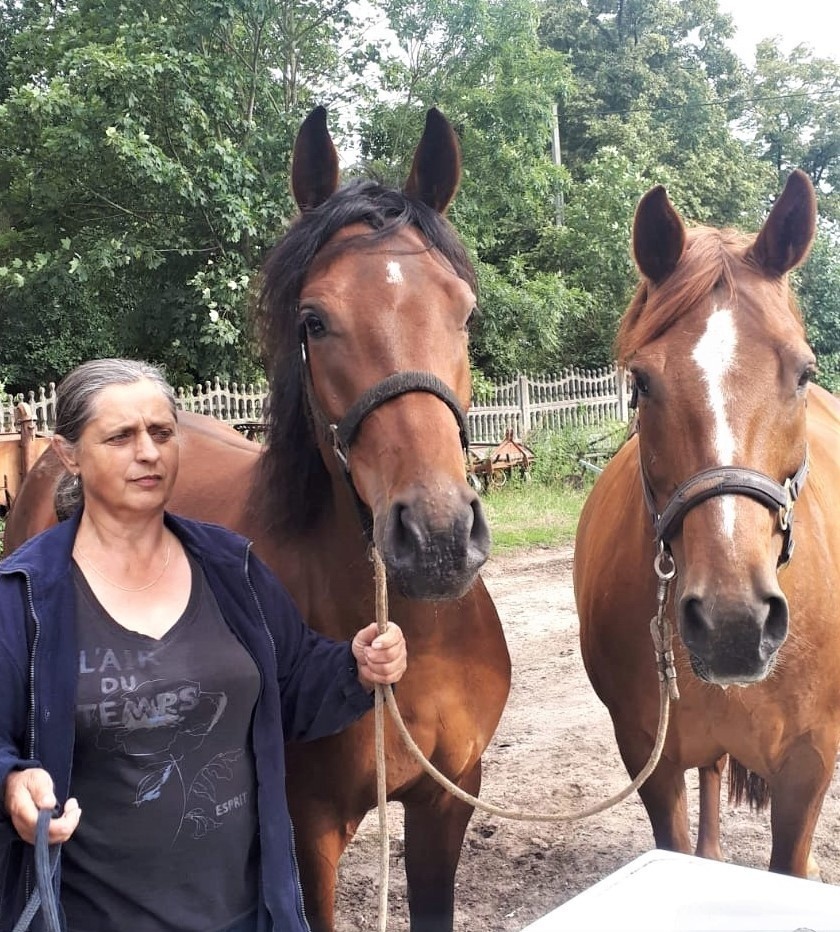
[74,542,172,592]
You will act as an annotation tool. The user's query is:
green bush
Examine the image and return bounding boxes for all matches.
[526,419,628,486]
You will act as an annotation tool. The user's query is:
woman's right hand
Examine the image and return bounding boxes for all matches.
[4,768,81,844]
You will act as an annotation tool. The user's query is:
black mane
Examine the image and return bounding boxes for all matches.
[255,179,475,534]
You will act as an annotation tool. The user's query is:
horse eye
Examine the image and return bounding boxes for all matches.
[633,373,650,397]
[465,308,477,330]
[798,365,816,390]
[301,311,327,339]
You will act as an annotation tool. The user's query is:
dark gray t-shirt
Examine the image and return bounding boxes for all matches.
[62,556,261,932]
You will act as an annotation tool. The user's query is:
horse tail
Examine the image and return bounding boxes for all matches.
[727,757,771,811]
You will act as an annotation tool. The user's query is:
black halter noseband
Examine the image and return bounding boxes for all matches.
[639,455,809,569]
[329,370,470,467]
[301,340,470,540]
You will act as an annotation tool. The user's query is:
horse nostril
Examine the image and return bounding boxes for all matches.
[763,595,789,652]
[392,502,423,556]
[679,596,713,655]
[468,495,491,555]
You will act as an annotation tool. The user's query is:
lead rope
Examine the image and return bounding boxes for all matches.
[372,549,390,932]
[13,809,61,932]
[371,546,679,930]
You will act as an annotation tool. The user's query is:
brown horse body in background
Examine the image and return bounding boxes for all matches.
[575,169,840,877]
[4,110,511,932]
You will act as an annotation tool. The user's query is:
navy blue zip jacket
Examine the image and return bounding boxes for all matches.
[0,511,375,932]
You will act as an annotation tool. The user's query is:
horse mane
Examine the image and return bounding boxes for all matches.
[254,179,476,534]
[614,226,803,364]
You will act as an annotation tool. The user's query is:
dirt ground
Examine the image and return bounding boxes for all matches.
[333,545,840,931]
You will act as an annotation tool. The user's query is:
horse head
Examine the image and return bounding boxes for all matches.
[257,107,489,600]
[618,170,817,685]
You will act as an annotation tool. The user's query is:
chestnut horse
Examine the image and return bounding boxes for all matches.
[4,108,511,931]
[575,168,840,878]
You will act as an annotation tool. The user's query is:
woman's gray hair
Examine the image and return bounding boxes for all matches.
[54,359,177,519]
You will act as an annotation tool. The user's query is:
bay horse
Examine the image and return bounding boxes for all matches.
[574,168,840,878]
[3,108,511,931]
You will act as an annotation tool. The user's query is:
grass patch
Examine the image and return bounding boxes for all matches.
[483,479,589,554]
[477,420,626,555]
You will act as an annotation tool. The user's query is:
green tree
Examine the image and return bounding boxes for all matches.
[798,225,840,392]
[0,0,374,389]
[363,0,577,377]
[747,40,840,222]
[526,0,779,365]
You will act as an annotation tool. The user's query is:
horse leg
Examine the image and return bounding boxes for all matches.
[768,749,833,878]
[292,807,358,932]
[402,760,481,932]
[616,728,692,852]
[695,755,726,860]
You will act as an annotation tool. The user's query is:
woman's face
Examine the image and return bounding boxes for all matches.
[56,379,180,519]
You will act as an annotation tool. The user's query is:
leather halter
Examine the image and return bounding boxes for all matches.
[639,454,809,568]
[301,340,470,540]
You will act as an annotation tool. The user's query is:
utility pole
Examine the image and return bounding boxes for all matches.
[551,102,565,227]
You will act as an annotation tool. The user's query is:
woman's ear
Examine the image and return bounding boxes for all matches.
[52,435,79,474]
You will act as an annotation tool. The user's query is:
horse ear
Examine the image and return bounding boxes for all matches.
[291,106,340,212]
[750,169,817,276]
[403,108,462,214]
[632,185,687,285]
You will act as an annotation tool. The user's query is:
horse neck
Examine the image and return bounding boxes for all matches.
[252,457,376,635]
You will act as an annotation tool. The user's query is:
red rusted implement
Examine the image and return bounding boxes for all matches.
[0,403,51,516]
[467,428,535,490]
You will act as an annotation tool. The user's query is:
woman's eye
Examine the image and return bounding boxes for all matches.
[301,312,327,338]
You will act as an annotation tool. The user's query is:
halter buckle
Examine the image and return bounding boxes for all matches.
[329,423,349,470]
[779,477,794,531]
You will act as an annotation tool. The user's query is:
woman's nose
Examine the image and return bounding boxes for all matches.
[135,430,160,461]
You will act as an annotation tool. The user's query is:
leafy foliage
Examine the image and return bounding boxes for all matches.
[0,0,372,389]
[527,420,627,485]
[748,41,840,222]
[798,226,840,392]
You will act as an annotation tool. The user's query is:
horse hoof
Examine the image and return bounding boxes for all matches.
[807,853,822,881]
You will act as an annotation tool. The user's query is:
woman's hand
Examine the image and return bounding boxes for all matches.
[351,622,407,691]
[4,768,81,845]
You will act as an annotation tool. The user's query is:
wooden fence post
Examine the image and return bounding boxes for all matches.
[616,365,627,422]
[518,373,531,437]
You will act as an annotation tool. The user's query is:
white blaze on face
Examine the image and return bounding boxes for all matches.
[385,260,404,285]
[691,307,738,538]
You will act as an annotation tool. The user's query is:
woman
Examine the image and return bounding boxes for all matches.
[0,359,407,932]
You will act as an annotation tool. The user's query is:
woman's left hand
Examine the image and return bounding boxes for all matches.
[352,622,407,690]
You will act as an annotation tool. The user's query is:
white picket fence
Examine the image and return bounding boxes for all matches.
[469,369,630,443]
[1,366,631,442]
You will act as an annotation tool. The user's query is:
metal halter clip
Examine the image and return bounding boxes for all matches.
[650,542,680,701]
[654,542,676,581]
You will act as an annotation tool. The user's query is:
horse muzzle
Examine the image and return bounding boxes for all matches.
[379,484,490,600]
[677,588,789,685]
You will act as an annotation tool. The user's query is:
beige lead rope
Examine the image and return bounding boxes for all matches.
[371,547,679,929]
[373,550,390,932]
